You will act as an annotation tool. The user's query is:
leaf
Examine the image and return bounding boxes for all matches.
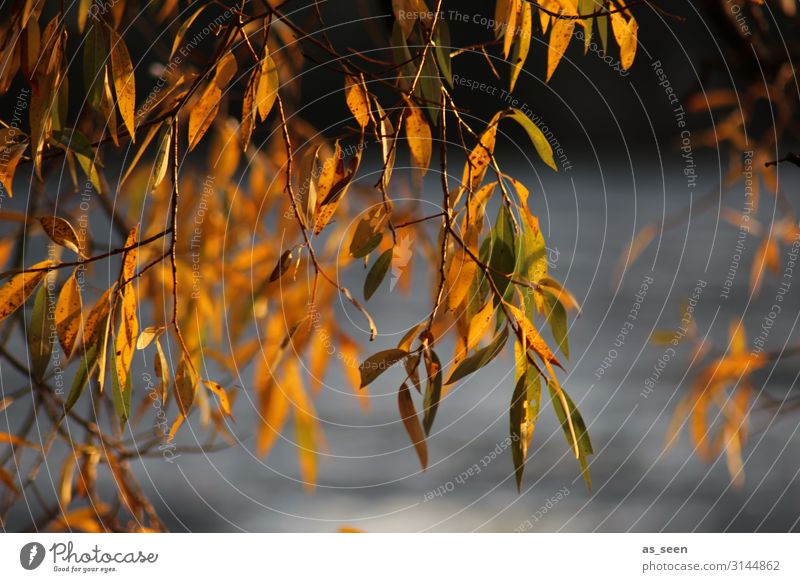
[82,287,113,347]
[422,350,442,435]
[174,358,197,417]
[55,271,83,359]
[398,382,428,470]
[504,108,557,171]
[488,204,517,302]
[546,16,575,82]
[40,216,86,258]
[433,19,453,87]
[269,249,293,282]
[203,379,232,418]
[349,208,387,258]
[364,248,392,300]
[509,2,532,91]
[112,227,139,423]
[64,342,100,413]
[375,99,396,190]
[135,326,162,350]
[255,52,278,122]
[404,98,431,175]
[359,348,409,388]
[188,83,221,151]
[170,4,207,58]
[460,112,501,196]
[0,261,52,322]
[109,27,136,141]
[153,336,169,403]
[543,290,570,359]
[0,141,28,197]
[505,302,562,369]
[345,75,370,129]
[611,12,638,70]
[151,122,172,188]
[28,280,53,381]
[548,382,593,490]
[467,299,495,352]
[446,327,509,384]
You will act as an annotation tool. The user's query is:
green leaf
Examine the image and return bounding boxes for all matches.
[83,24,107,110]
[359,349,409,388]
[504,108,557,171]
[434,19,453,87]
[548,382,593,491]
[364,248,392,300]
[349,214,384,259]
[28,281,53,382]
[446,327,509,384]
[488,205,517,303]
[511,350,543,491]
[422,350,442,435]
[544,290,570,359]
[110,357,132,425]
[65,343,100,413]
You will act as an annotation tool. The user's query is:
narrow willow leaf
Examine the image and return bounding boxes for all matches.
[135,326,162,350]
[398,382,428,470]
[505,302,562,369]
[488,204,517,302]
[151,122,172,187]
[364,248,392,300]
[0,261,52,322]
[28,280,53,381]
[546,17,575,82]
[349,209,386,258]
[0,141,28,198]
[504,108,557,171]
[256,52,278,122]
[188,82,221,150]
[39,215,86,258]
[404,98,431,175]
[446,327,509,384]
[611,12,638,70]
[422,350,442,436]
[508,2,532,91]
[153,336,169,403]
[55,271,83,359]
[544,290,570,359]
[433,19,453,87]
[65,342,100,412]
[359,349,409,388]
[174,358,197,417]
[548,382,593,490]
[510,374,527,491]
[109,27,136,141]
[269,249,293,283]
[82,287,113,347]
[83,23,106,109]
[203,379,232,417]
[345,75,370,129]
[170,4,207,58]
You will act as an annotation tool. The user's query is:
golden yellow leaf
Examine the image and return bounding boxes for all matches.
[467,300,495,352]
[109,28,136,141]
[505,302,562,369]
[611,12,638,70]
[203,379,233,417]
[0,260,53,322]
[403,98,431,175]
[55,271,83,359]
[345,75,370,129]
[547,17,576,82]
[255,52,278,122]
[49,504,110,533]
[509,2,532,91]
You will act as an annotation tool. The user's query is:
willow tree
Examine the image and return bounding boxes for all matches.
[1,0,746,532]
